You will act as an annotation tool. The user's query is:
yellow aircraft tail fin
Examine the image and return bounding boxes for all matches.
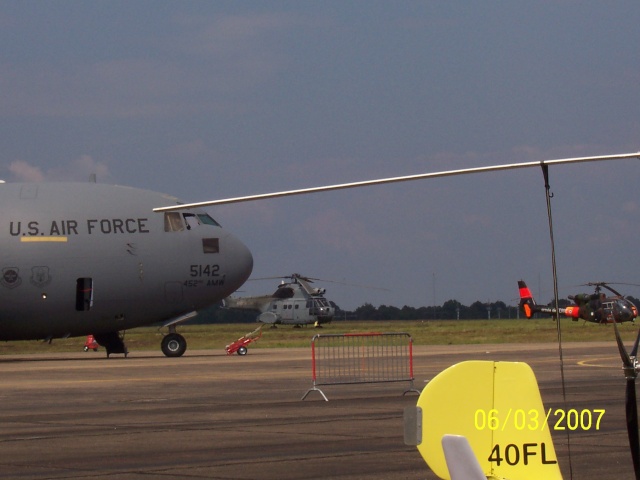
[406,361,562,480]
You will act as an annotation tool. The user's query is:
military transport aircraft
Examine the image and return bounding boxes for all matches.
[0,182,253,357]
[0,152,637,357]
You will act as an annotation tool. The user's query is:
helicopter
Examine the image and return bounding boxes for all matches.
[518,280,638,323]
[223,274,335,327]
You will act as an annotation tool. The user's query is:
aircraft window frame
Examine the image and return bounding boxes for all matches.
[164,212,185,232]
[164,212,221,232]
[197,213,221,227]
[183,213,200,230]
[314,298,330,307]
[202,238,219,254]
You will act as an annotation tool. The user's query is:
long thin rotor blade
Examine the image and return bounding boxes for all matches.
[614,320,634,368]
[627,379,640,480]
[153,152,639,212]
[614,321,640,479]
[631,329,640,359]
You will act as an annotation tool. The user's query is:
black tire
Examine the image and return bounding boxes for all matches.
[237,346,248,356]
[161,333,187,357]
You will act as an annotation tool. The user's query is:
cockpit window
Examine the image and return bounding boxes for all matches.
[164,212,185,232]
[197,213,221,227]
[315,298,329,307]
[183,213,200,230]
[164,212,221,232]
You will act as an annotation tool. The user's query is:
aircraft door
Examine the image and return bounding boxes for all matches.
[280,301,293,322]
[294,300,306,322]
[76,278,93,311]
[280,300,306,322]
[280,300,305,323]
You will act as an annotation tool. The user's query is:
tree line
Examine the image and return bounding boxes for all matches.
[188,295,638,324]
[348,300,515,321]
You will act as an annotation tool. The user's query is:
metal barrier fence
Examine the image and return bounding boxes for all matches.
[302,332,421,401]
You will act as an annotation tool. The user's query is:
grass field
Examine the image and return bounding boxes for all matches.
[1,318,637,355]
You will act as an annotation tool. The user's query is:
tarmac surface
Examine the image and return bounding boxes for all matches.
[0,341,636,479]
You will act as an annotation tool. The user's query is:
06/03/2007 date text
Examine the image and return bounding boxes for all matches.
[474,408,605,432]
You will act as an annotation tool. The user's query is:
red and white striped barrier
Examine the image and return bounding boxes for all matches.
[302,332,420,401]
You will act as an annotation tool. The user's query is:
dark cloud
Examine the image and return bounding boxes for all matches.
[0,2,638,309]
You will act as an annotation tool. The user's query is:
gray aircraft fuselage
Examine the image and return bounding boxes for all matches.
[0,182,253,345]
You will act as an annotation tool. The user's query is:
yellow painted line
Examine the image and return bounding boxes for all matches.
[20,236,68,243]
[577,356,618,368]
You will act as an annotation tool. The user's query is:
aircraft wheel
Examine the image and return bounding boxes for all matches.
[83,346,89,352]
[237,346,248,356]
[161,333,187,357]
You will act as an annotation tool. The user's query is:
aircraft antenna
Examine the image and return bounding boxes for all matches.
[541,163,574,479]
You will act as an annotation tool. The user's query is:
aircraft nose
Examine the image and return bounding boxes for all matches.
[224,232,253,292]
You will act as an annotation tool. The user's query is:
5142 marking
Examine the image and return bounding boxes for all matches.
[190,264,221,277]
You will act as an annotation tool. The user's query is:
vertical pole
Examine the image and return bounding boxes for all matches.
[311,337,317,383]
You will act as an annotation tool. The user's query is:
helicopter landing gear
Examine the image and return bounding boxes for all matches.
[161,332,187,357]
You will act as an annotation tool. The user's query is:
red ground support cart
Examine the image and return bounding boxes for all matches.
[83,335,99,352]
[225,326,262,355]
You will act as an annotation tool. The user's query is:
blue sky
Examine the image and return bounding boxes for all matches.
[1,1,639,309]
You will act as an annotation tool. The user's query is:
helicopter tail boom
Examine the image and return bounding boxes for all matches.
[518,280,579,319]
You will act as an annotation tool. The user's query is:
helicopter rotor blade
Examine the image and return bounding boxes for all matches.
[246,274,390,292]
[304,277,392,292]
[583,282,640,297]
[613,322,640,479]
[153,152,640,211]
[247,274,313,283]
[613,321,634,368]
[588,282,624,297]
[633,330,640,359]
[626,377,640,480]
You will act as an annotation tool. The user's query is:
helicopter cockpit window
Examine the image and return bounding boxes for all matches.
[614,299,636,323]
[164,212,185,232]
[315,298,330,307]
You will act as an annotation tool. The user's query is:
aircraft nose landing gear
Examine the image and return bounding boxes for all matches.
[159,311,197,357]
[161,331,187,357]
